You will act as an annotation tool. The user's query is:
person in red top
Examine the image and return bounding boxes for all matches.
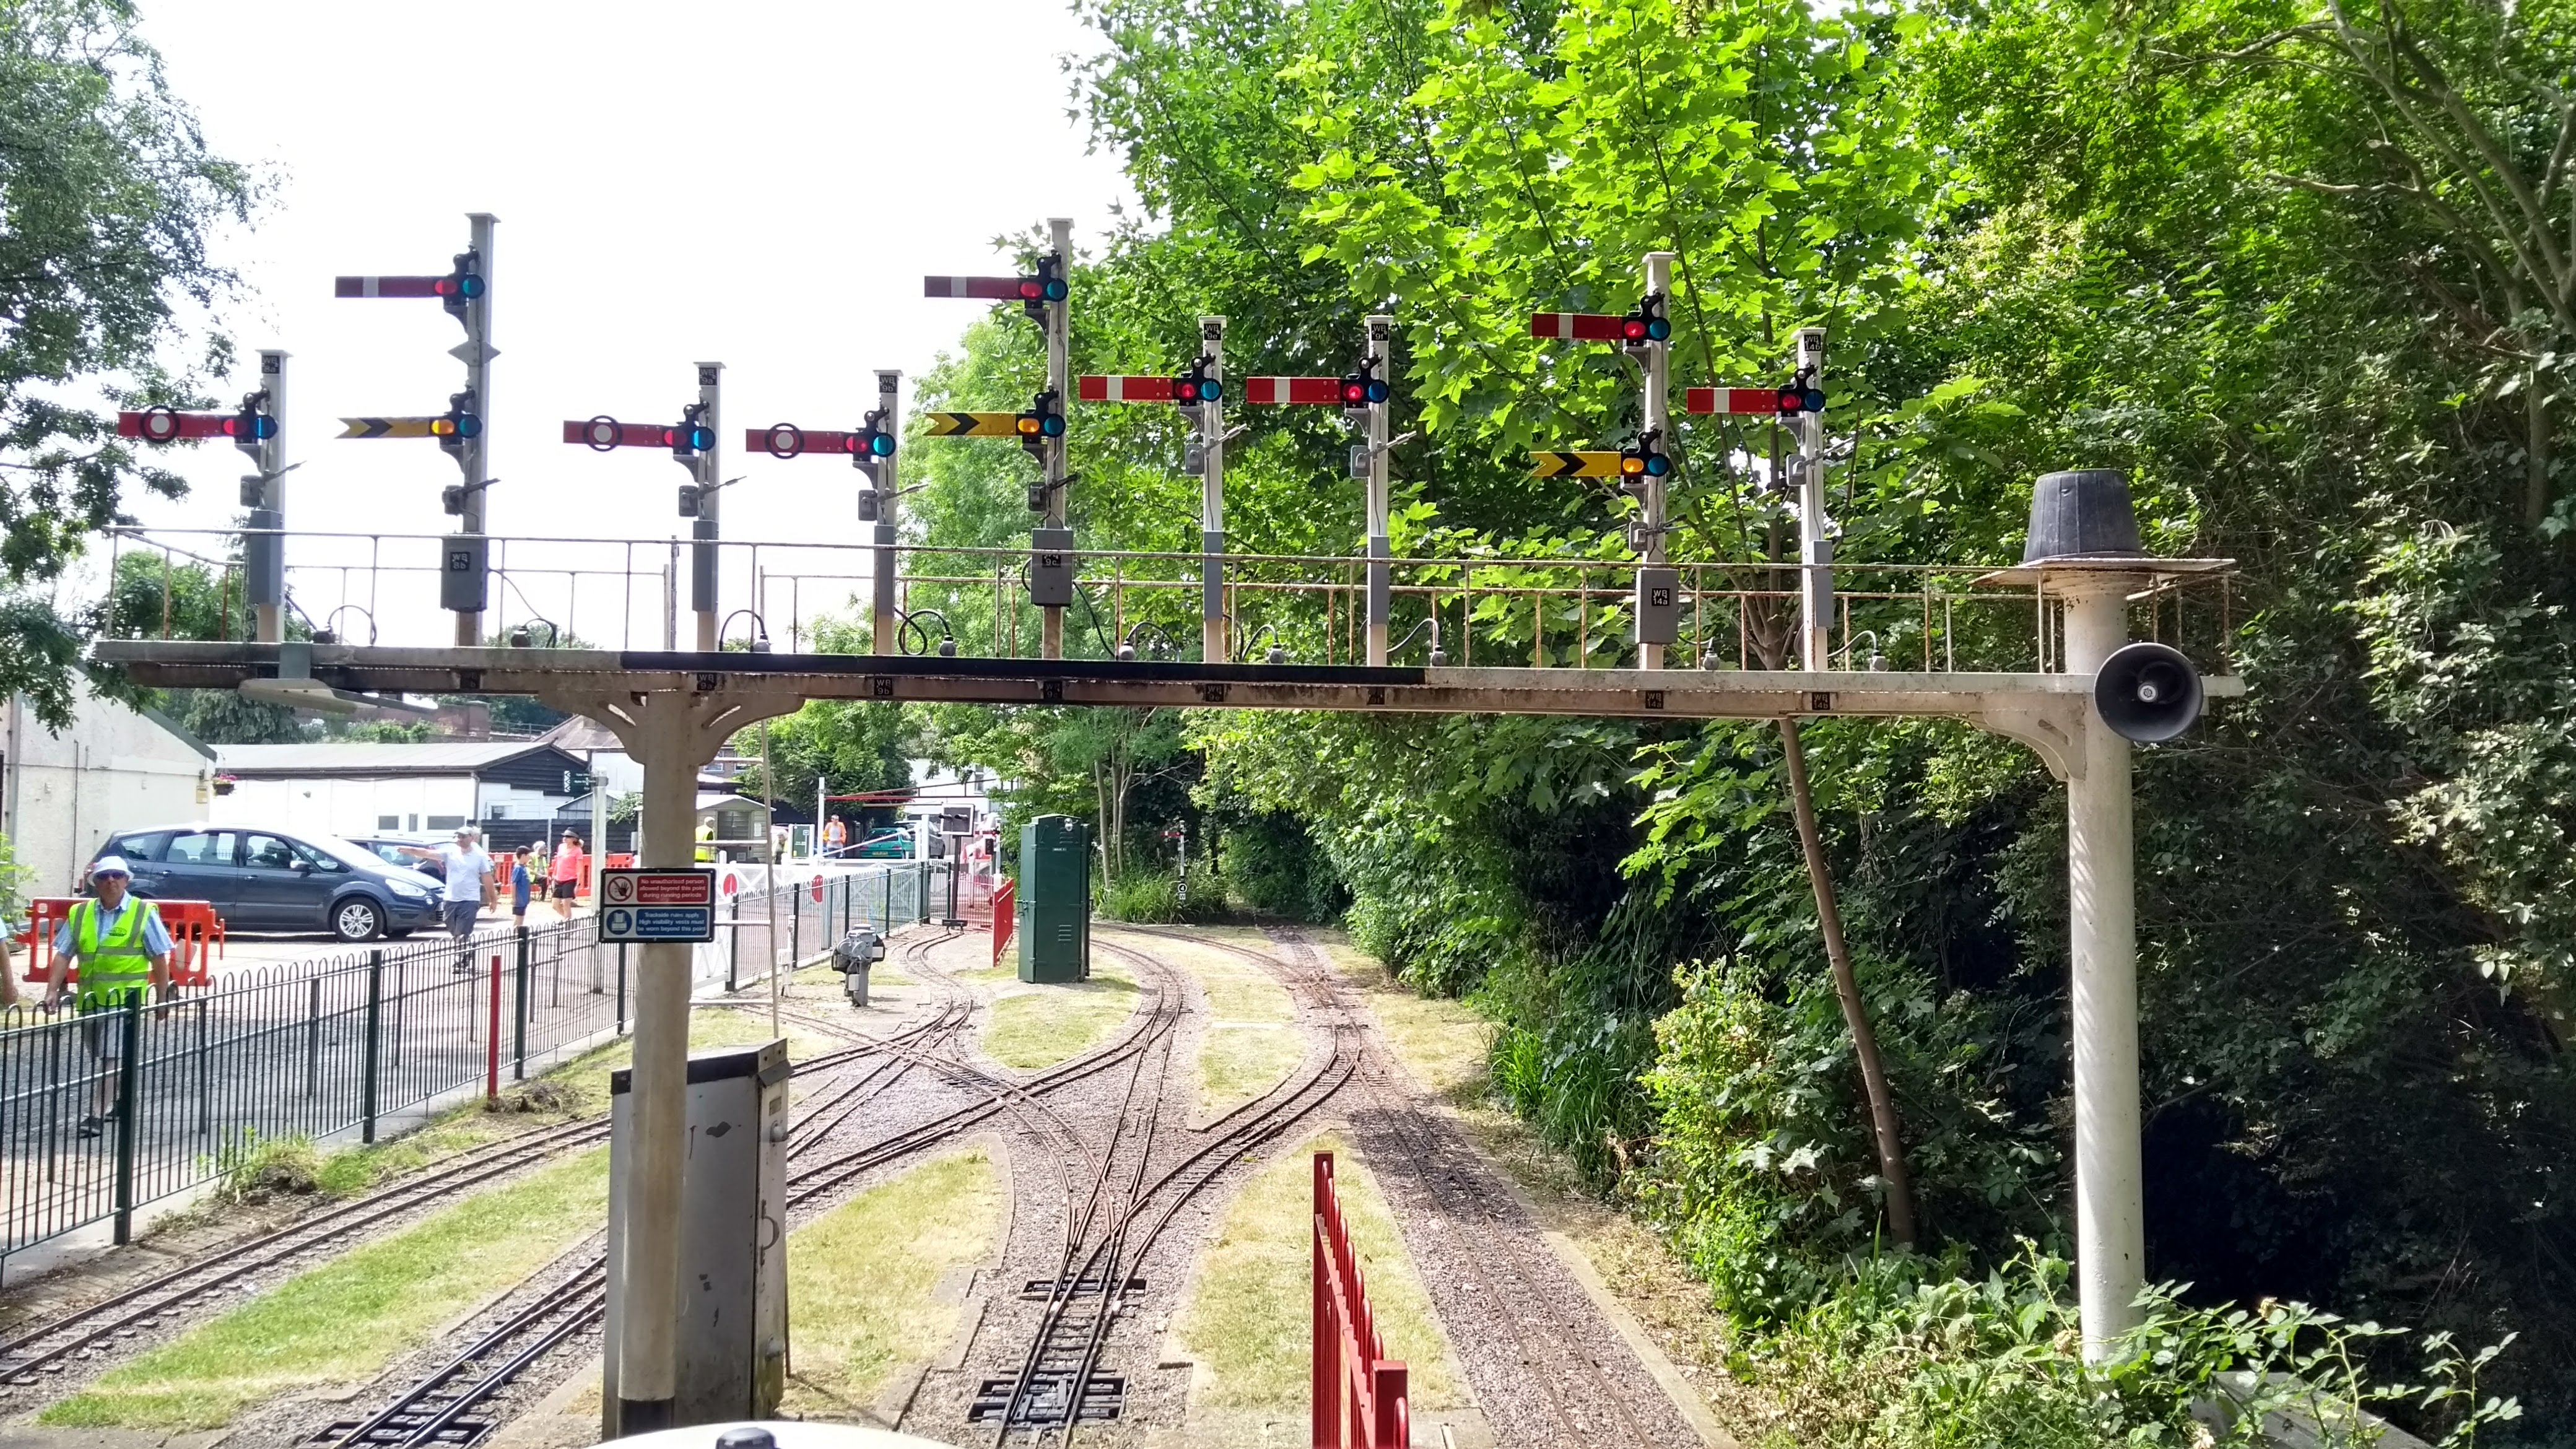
[549,831,585,920]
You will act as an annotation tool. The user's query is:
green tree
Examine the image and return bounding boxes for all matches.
[0,0,256,727]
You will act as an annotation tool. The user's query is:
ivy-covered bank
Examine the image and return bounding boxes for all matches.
[769,0,2575,1440]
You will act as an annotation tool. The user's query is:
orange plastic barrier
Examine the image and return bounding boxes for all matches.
[1313,1151,1408,1448]
[16,897,223,988]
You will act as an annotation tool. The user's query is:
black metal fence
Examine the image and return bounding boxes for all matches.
[0,863,942,1267]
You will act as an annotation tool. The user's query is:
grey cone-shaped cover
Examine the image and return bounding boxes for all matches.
[2022,469,2143,562]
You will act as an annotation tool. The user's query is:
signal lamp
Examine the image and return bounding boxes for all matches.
[1622,291,1671,345]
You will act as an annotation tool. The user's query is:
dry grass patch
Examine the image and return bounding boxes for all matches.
[43,1149,609,1431]
[980,954,1139,1069]
[780,1147,1004,1418]
[1177,1131,1466,1412]
[1099,928,1300,1117]
[1196,1025,1306,1120]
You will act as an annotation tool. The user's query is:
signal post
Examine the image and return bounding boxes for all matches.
[926,219,1073,659]
[334,212,497,645]
[1194,318,1227,663]
[116,374,287,642]
[1360,315,1394,666]
[872,371,902,655]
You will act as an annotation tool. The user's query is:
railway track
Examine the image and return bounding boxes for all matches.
[1243,926,1697,1449]
[971,933,1367,1445]
[0,941,961,1403]
[308,926,1178,1448]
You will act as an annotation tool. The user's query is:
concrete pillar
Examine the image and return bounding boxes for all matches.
[2059,572,2146,1359]
[613,696,703,1429]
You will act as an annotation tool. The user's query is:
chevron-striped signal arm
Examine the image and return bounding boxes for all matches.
[340,417,442,439]
[923,276,1025,300]
[334,276,445,298]
[1684,387,1785,416]
[746,425,859,458]
[116,410,233,442]
[924,412,1024,438]
[1077,376,1181,403]
[1529,312,1627,342]
[1238,377,1344,405]
[1529,451,1623,479]
[561,419,671,448]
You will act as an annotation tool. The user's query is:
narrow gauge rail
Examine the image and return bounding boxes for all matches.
[0,957,962,1396]
[316,930,1180,1448]
[976,935,1367,1445]
[1142,926,1690,1449]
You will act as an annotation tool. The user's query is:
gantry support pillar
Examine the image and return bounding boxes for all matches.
[2059,574,2146,1359]
[547,682,794,1431]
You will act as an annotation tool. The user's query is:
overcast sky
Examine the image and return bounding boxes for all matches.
[121,1,1139,648]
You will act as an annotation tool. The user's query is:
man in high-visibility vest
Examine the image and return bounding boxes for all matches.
[41,856,175,1138]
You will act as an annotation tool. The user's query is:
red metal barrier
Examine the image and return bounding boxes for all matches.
[991,879,1016,968]
[1313,1151,1408,1449]
[17,897,222,988]
[485,952,503,1103]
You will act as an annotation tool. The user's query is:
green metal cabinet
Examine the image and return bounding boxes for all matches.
[1016,814,1092,983]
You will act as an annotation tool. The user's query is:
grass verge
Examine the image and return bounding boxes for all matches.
[43,1148,611,1431]
[778,1147,1004,1417]
[1314,932,1494,1103]
[978,954,1139,1069]
[1175,1129,1464,1411]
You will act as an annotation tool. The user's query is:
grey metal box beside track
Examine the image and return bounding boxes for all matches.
[602,1040,791,1434]
[1029,528,1076,606]
[1017,813,1091,984]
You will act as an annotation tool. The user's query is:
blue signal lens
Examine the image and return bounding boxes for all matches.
[1043,279,1068,302]
[1201,380,1222,402]
[1645,453,1669,477]
[687,425,713,450]
[1803,388,1826,412]
[1040,414,1065,437]
[869,432,895,457]
[1646,318,1671,341]
[1366,380,1390,403]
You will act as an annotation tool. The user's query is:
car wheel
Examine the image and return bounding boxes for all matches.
[333,897,385,942]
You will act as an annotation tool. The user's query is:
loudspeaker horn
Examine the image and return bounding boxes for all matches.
[2092,642,2203,743]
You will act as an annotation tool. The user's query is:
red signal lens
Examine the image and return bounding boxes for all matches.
[1343,384,1364,404]
[661,427,681,446]
[220,417,244,438]
[1018,279,1043,300]
[1622,317,1647,341]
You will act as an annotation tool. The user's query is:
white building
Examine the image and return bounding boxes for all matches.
[2,692,216,896]
[209,741,587,852]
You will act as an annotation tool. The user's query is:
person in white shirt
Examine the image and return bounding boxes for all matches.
[435,825,493,973]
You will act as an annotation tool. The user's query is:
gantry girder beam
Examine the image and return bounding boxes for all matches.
[88,640,2242,784]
